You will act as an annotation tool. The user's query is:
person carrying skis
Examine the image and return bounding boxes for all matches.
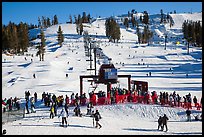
[58,108,68,127]
[93,109,102,129]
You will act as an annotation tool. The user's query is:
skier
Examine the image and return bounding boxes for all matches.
[49,104,55,119]
[161,114,169,132]
[64,103,69,116]
[30,97,36,113]
[87,102,94,115]
[186,108,191,122]
[34,92,37,103]
[58,108,68,127]
[53,102,58,116]
[25,100,29,114]
[33,73,36,79]
[93,109,102,129]
[74,103,82,117]
[158,116,163,130]
[193,96,198,107]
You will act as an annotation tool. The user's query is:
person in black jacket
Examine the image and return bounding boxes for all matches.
[158,116,163,130]
[186,108,191,122]
[93,110,102,129]
[161,114,169,132]
[25,100,29,114]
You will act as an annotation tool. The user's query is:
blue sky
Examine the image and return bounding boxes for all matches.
[2,2,202,25]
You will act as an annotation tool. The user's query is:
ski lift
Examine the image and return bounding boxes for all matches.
[88,81,98,94]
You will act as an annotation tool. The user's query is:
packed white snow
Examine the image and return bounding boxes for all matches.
[2,12,202,135]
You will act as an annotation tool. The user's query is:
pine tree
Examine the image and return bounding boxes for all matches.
[170,17,174,28]
[195,21,202,47]
[87,14,91,23]
[82,12,88,23]
[198,24,202,47]
[143,11,149,25]
[6,22,14,53]
[47,17,51,27]
[167,13,170,23]
[74,15,77,24]
[128,11,130,17]
[12,25,19,54]
[105,18,111,38]
[182,20,188,39]
[105,18,120,43]
[124,17,129,29]
[42,16,47,28]
[76,24,79,34]
[78,14,82,24]
[160,9,163,24]
[79,23,83,35]
[131,15,136,28]
[69,15,72,24]
[75,14,83,35]
[2,25,9,51]
[142,25,153,44]
[36,30,46,61]
[57,26,64,46]
[136,23,141,44]
[3,22,29,54]
[17,22,29,53]
[38,17,42,28]
[40,30,46,61]
[54,15,58,25]
[113,23,121,42]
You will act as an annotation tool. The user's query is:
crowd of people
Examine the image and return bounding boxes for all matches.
[2,89,202,114]
[2,88,202,129]
[2,97,21,112]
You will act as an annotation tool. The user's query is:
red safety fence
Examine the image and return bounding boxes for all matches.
[68,94,202,111]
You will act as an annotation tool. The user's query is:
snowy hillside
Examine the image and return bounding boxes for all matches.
[2,12,202,135]
[170,12,202,29]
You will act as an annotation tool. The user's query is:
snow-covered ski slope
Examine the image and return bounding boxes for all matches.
[2,12,202,135]
[2,103,202,135]
[170,12,202,29]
